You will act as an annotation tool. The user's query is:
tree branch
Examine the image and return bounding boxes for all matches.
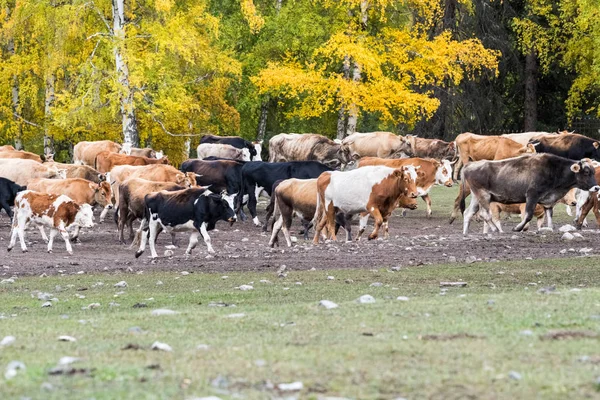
[150,114,203,137]
[13,113,42,128]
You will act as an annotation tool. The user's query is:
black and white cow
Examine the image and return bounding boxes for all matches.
[0,177,26,219]
[461,154,600,234]
[199,134,262,161]
[134,188,236,259]
[239,161,333,226]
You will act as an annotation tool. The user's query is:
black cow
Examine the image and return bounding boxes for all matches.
[530,133,600,160]
[239,161,333,227]
[135,188,236,259]
[460,154,600,234]
[200,134,260,160]
[0,177,26,219]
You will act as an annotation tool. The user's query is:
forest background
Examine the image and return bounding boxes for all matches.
[0,0,598,164]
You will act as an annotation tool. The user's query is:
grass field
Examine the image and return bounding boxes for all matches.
[2,257,600,399]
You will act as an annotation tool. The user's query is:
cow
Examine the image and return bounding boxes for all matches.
[268,133,346,168]
[200,134,261,160]
[117,178,187,244]
[0,145,16,152]
[196,143,251,161]
[0,150,42,163]
[46,162,106,183]
[529,132,600,161]
[313,165,419,243]
[573,165,600,229]
[0,177,26,219]
[340,132,412,161]
[129,147,157,158]
[240,161,333,226]
[501,131,560,146]
[406,136,456,160]
[460,154,600,235]
[7,191,94,254]
[94,151,169,173]
[73,140,123,166]
[267,178,350,247]
[0,159,66,186]
[358,157,454,217]
[134,188,237,259]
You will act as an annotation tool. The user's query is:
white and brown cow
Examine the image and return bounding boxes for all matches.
[341,132,412,161]
[0,159,66,186]
[74,140,124,166]
[268,133,346,168]
[8,191,94,254]
[196,143,251,161]
[358,157,454,217]
[313,165,419,243]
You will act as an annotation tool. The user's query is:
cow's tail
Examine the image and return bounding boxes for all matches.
[459,171,468,215]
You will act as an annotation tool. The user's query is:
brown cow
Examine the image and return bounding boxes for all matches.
[117,178,185,244]
[574,166,600,229]
[268,133,346,168]
[0,150,42,163]
[74,140,123,166]
[0,159,65,186]
[94,151,169,173]
[8,190,94,254]
[406,136,456,160]
[341,132,412,161]
[358,157,454,217]
[46,162,105,183]
[313,165,419,243]
[0,145,16,151]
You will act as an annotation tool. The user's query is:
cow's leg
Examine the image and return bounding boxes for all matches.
[59,227,73,255]
[281,214,294,247]
[313,213,326,244]
[462,195,480,235]
[565,204,573,217]
[134,219,149,258]
[356,213,369,241]
[170,232,178,247]
[382,219,390,239]
[368,208,384,240]
[576,193,594,229]
[38,226,49,243]
[301,219,312,241]
[514,197,537,232]
[0,200,12,220]
[344,215,352,242]
[199,222,215,254]
[544,207,554,230]
[423,194,432,217]
[99,205,110,223]
[47,228,58,253]
[147,218,160,259]
[269,215,283,247]
[592,197,600,227]
[263,199,274,232]
[450,182,470,224]
[536,213,546,230]
[247,186,261,227]
[69,225,81,241]
[185,231,200,256]
[8,213,25,252]
[325,203,337,241]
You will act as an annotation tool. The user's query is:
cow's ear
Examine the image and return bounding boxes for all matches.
[449,141,455,149]
[89,182,98,191]
[571,163,581,173]
[594,141,600,149]
[527,143,536,153]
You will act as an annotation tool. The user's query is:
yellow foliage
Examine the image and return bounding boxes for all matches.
[240,0,265,34]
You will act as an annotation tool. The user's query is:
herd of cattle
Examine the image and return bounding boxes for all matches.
[0,129,599,258]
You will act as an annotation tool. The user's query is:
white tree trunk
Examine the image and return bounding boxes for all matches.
[257,99,268,141]
[44,74,55,158]
[112,0,139,147]
[8,34,23,151]
[184,138,191,159]
[345,63,361,137]
[336,56,351,140]
[276,0,283,12]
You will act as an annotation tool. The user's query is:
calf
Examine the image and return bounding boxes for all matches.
[461,154,599,234]
[0,177,26,219]
[268,178,349,247]
[95,151,169,173]
[197,143,251,161]
[341,132,412,161]
[530,132,600,160]
[358,157,454,217]
[574,166,600,229]
[269,133,346,168]
[406,136,456,160]
[200,134,260,160]
[240,161,333,226]
[134,188,237,259]
[8,191,94,254]
[313,165,419,243]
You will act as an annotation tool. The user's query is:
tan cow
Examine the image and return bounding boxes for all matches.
[0,150,42,163]
[130,147,157,158]
[268,133,346,168]
[358,157,454,217]
[197,143,251,161]
[0,159,65,186]
[46,162,106,183]
[341,132,412,161]
[8,190,94,254]
[0,145,16,151]
[501,131,558,146]
[94,151,169,173]
[117,178,187,244]
[313,165,419,243]
[406,136,456,160]
[73,140,122,166]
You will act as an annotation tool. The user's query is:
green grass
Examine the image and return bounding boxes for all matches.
[2,257,600,399]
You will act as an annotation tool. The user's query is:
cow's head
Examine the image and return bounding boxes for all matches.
[91,181,113,208]
[435,159,454,187]
[97,173,107,182]
[241,148,252,162]
[75,203,95,228]
[571,158,600,192]
[251,141,263,161]
[160,157,169,165]
[203,190,237,226]
[395,165,419,209]
[562,187,578,207]
[120,142,132,155]
[390,136,413,159]
[155,150,164,159]
[183,172,198,188]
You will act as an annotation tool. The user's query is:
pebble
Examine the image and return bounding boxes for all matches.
[4,360,25,379]
[447,256,457,263]
[277,381,304,391]
[357,295,376,304]
[58,356,79,366]
[180,271,190,276]
[87,303,101,309]
[327,276,335,280]
[156,281,163,286]
[396,296,409,301]
[0,278,15,284]
[465,255,477,264]
[508,371,522,380]
[559,224,576,232]
[562,232,574,241]
[579,248,593,254]
[57,335,76,342]
[519,330,534,336]
[151,309,179,316]
[0,336,15,347]
[237,285,253,291]
[151,341,173,352]
[41,302,52,308]
[196,344,210,350]
[319,300,339,309]
[573,232,584,239]
[344,279,354,284]
[370,282,383,287]
[163,250,174,257]
[226,313,246,318]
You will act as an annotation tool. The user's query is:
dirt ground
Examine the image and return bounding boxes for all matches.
[1,192,597,277]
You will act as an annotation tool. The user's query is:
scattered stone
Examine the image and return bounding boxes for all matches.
[559,224,576,232]
[447,256,457,263]
[41,382,54,391]
[559,249,567,254]
[5,360,25,379]
[396,296,410,301]
[319,300,339,309]
[370,282,383,287]
[151,309,179,316]
[357,295,376,304]
[540,330,598,340]
[151,341,173,352]
[519,330,534,336]
[327,276,335,280]
[487,300,495,305]
[41,302,52,308]
[226,313,246,318]
[440,282,467,287]
[196,344,210,350]
[508,371,522,381]
[0,336,15,347]
[562,232,574,241]
[86,303,101,309]
[465,255,477,264]
[156,281,163,286]
[259,279,271,284]
[132,303,147,308]
[237,285,253,291]
[180,271,190,276]
[58,356,79,366]
[37,292,53,301]
[537,286,556,294]
[345,279,354,284]
[277,381,304,391]
[1,278,15,284]
[109,302,120,308]
[579,247,593,254]
[573,232,584,239]
[58,336,76,342]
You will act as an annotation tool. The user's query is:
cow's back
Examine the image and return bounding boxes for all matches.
[75,140,121,166]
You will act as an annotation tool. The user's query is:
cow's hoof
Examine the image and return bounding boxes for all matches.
[67,251,73,255]
[448,217,456,224]
[401,210,407,217]
[22,249,28,253]
[135,251,143,259]
[48,250,52,254]
[7,248,12,253]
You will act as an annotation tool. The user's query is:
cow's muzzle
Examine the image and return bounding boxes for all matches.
[228,217,236,226]
[445,181,453,188]
[409,192,418,198]
[407,203,418,210]
[590,185,600,193]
